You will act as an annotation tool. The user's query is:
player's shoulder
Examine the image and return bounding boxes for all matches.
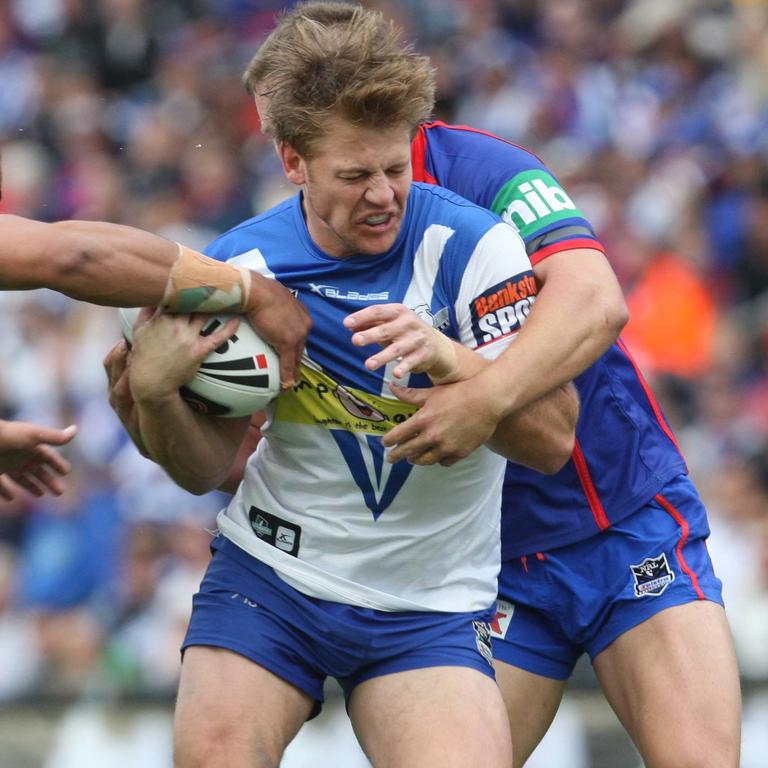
[410,181,500,226]
[418,121,546,168]
[205,196,296,258]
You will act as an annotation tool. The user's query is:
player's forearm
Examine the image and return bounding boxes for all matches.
[1,216,174,299]
[423,332,489,384]
[490,248,628,417]
[1,216,256,312]
[487,382,579,473]
[134,394,248,495]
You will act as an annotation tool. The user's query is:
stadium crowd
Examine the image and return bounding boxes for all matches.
[0,0,767,765]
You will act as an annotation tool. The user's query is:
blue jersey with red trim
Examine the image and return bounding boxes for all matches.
[412,121,688,558]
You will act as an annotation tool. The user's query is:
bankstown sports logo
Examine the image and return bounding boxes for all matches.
[630,553,675,597]
[470,272,537,346]
[309,284,389,301]
[491,170,582,238]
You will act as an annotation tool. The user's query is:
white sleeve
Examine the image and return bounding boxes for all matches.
[453,222,537,359]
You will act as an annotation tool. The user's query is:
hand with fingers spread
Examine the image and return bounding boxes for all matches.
[0,419,77,499]
[344,303,459,382]
[128,309,240,406]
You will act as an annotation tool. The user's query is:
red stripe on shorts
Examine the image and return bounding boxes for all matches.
[654,492,705,600]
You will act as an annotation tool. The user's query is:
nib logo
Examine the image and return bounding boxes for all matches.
[492,170,581,236]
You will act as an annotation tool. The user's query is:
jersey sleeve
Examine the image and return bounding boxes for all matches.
[416,123,605,265]
[452,221,537,359]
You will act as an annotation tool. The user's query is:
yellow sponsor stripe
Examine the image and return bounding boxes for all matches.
[273,364,418,435]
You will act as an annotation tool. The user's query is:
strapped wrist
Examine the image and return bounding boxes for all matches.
[161,243,251,313]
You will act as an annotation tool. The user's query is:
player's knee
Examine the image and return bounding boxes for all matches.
[174,720,282,768]
[645,730,739,768]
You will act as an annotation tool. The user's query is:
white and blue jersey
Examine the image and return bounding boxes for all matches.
[206,183,535,613]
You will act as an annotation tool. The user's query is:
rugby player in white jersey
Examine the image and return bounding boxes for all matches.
[238,7,741,768]
[115,9,579,768]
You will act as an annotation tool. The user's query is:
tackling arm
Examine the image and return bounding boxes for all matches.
[485,247,628,417]
[346,305,579,472]
[0,215,311,385]
[389,335,579,472]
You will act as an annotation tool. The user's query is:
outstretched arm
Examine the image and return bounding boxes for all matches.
[0,215,311,386]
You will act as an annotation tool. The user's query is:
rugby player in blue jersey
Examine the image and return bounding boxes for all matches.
[242,4,741,767]
[109,7,579,768]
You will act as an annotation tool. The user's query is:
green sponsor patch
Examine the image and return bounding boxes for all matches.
[491,170,583,238]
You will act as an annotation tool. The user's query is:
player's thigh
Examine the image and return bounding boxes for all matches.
[593,601,741,768]
[348,666,512,768]
[174,645,314,768]
[493,659,566,768]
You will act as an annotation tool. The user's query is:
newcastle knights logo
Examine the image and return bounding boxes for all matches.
[630,553,675,597]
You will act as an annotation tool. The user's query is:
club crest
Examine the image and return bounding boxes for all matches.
[630,553,675,597]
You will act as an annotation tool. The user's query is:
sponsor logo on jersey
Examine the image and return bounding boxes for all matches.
[273,364,419,520]
[491,170,584,238]
[251,513,272,538]
[630,553,675,597]
[274,363,417,434]
[275,526,297,552]
[336,385,386,422]
[309,283,390,302]
[470,272,537,346]
[489,599,515,639]
[472,620,494,666]
[248,506,301,556]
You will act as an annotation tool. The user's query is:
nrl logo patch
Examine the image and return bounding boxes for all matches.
[630,553,675,597]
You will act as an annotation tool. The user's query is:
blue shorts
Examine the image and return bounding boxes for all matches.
[492,473,724,680]
[182,537,495,715]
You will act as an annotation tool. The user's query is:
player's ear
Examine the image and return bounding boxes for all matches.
[279,142,306,186]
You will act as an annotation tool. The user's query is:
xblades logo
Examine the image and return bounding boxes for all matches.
[309,284,389,301]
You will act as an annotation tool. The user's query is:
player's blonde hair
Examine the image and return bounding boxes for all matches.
[243,1,435,157]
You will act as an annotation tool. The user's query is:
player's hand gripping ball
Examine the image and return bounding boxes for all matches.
[118,307,280,417]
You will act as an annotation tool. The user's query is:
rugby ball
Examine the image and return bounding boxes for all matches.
[117,307,280,417]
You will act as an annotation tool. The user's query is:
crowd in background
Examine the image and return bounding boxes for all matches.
[0,0,767,763]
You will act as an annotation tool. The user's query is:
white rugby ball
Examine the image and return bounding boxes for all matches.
[118,307,280,417]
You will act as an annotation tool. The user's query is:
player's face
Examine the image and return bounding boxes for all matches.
[280,118,412,258]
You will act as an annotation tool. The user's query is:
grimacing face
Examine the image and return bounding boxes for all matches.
[279,117,413,259]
